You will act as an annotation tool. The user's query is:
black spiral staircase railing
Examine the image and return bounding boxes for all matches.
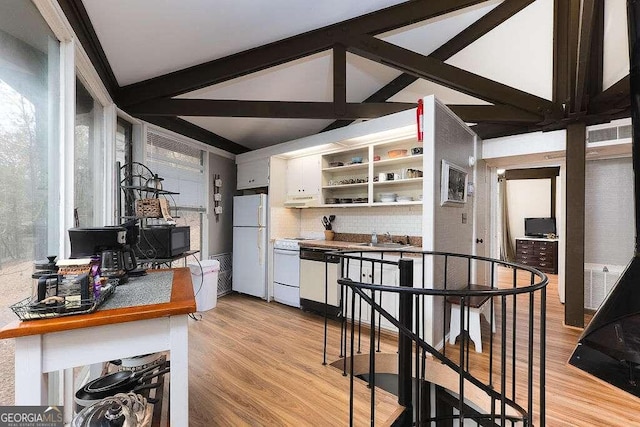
[322,250,548,426]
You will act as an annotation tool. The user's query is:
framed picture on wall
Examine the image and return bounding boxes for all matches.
[441,159,468,206]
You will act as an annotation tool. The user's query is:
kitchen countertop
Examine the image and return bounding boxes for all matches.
[0,267,195,339]
[299,239,422,252]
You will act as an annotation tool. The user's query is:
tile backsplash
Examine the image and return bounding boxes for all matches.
[270,207,300,239]
[300,206,422,236]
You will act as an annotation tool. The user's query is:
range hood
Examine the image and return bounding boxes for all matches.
[569,0,640,396]
[283,194,321,208]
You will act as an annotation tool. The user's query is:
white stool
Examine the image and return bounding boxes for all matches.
[448,285,496,353]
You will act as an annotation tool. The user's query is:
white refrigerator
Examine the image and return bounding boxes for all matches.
[232,194,268,299]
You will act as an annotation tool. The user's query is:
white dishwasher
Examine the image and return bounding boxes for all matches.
[299,247,341,317]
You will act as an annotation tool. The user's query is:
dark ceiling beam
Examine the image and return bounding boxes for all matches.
[504,167,560,180]
[126,99,416,119]
[471,104,631,140]
[321,73,416,132]
[574,0,598,114]
[116,0,487,106]
[343,34,559,116]
[333,44,347,118]
[587,0,605,99]
[553,0,574,110]
[56,0,119,98]
[449,104,543,123]
[322,0,536,132]
[138,116,249,154]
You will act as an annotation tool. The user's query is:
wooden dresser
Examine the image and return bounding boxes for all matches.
[515,238,558,274]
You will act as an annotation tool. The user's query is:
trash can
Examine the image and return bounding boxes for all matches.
[188,260,220,311]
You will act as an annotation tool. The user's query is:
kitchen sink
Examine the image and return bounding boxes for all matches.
[357,242,411,249]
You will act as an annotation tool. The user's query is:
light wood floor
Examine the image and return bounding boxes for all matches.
[188,271,640,426]
[188,294,401,426]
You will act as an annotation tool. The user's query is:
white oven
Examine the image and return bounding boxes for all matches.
[273,239,303,308]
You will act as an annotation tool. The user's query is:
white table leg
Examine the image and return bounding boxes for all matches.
[64,369,74,423]
[169,315,189,426]
[15,335,46,404]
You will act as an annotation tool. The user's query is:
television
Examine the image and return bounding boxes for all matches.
[524,217,556,237]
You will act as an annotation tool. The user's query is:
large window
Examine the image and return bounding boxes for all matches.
[146,130,205,259]
[74,77,104,227]
[0,0,61,404]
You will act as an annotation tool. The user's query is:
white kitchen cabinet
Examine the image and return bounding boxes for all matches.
[286,155,321,196]
[342,255,424,333]
[237,158,269,190]
[343,258,398,331]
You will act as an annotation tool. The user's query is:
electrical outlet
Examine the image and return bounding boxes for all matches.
[214,193,222,201]
[214,206,223,214]
[214,179,223,187]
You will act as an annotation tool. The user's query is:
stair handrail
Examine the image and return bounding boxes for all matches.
[344,280,529,420]
[327,248,548,426]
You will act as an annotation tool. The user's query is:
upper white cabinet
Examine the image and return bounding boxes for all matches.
[237,158,269,190]
[286,155,321,196]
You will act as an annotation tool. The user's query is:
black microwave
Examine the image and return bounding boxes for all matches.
[136,226,190,259]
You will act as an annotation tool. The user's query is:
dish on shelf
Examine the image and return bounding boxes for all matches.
[338,198,353,204]
[378,192,397,203]
[328,161,344,167]
[405,168,423,178]
[353,197,368,203]
[373,155,381,161]
[329,177,368,186]
[411,147,423,155]
[397,196,413,202]
[388,149,408,158]
[325,198,339,204]
[351,156,363,164]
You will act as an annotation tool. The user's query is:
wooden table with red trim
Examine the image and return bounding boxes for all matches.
[0,267,196,425]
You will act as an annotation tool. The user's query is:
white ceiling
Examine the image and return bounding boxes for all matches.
[80,0,630,152]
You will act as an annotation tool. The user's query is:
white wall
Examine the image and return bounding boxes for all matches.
[506,179,552,242]
[585,157,634,265]
[603,0,630,90]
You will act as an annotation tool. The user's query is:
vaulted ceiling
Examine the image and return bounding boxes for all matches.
[58,0,631,155]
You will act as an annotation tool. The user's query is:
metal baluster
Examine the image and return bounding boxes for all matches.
[490,261,496,425]
[349,285,356,427]
[527,272,535,426]
[443,254,449,358]
[377,254,383,353]
[415,292,420,426]
[466,257,472,372]
[501,295,507,426]
[540,286,547,427]
[512,273,518,402]
[369,289,376,427]
[322,257,329,365]
[357,256,364,354]
[459,294,466,425]
[398,259,414,417]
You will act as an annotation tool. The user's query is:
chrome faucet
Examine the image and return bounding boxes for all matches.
[371,231,378,244]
